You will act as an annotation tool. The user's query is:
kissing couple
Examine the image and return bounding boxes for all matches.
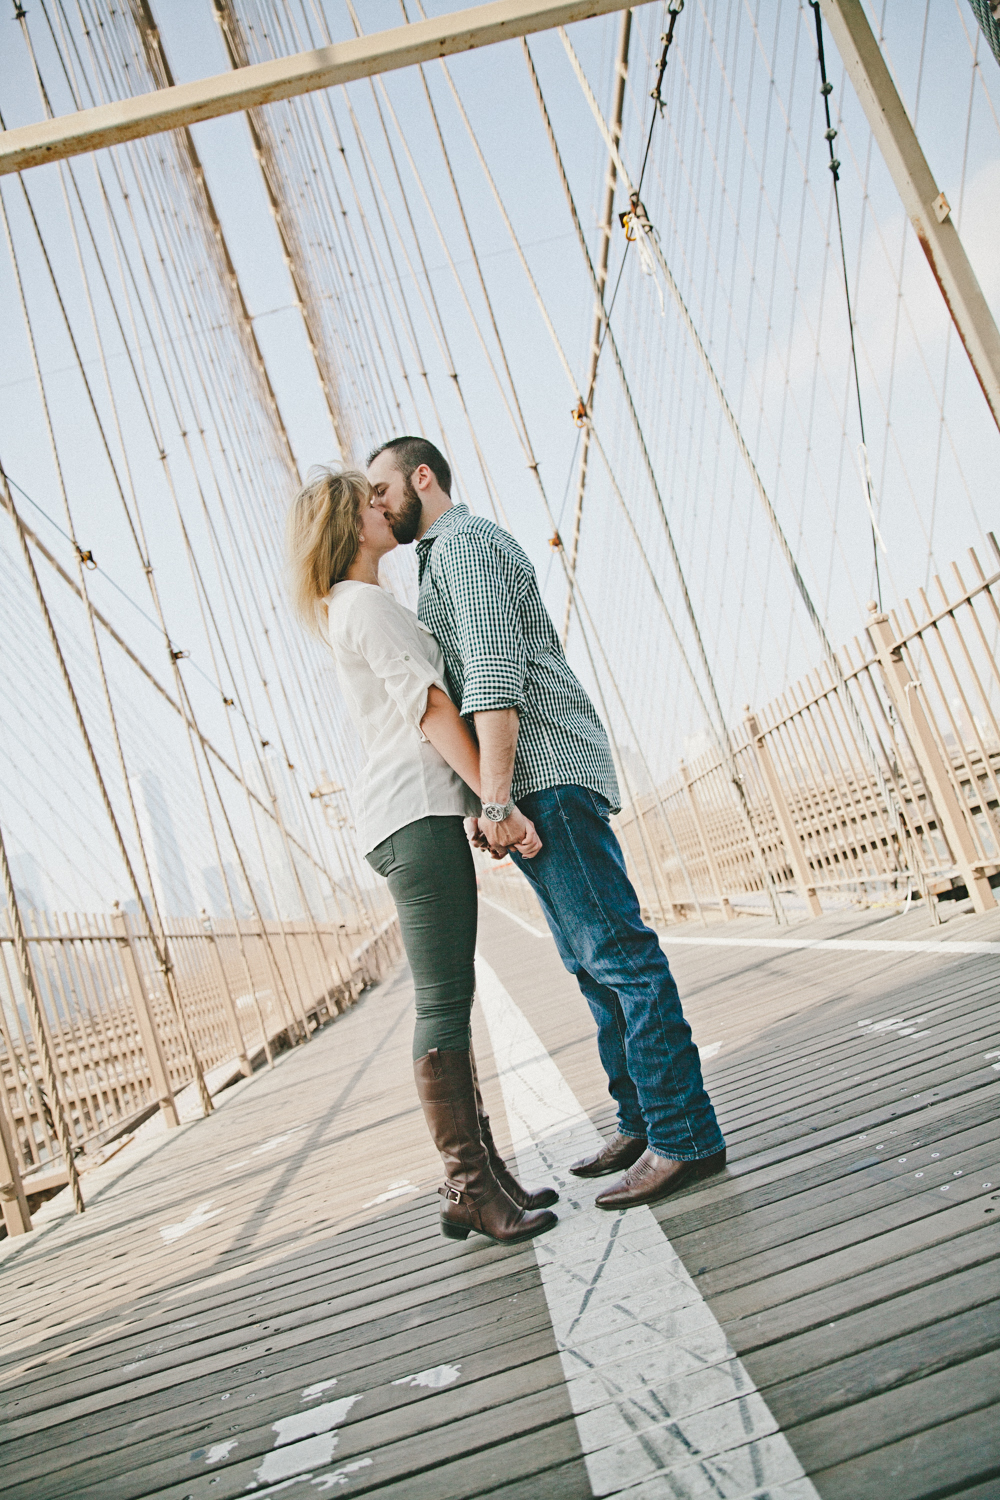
[286,437,725,1246]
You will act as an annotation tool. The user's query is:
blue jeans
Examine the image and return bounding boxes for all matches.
[511,785,724,1161]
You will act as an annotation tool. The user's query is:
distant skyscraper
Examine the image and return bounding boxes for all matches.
[5,851,53,914]
[201,861,252,920]
[129,770,196,917]
[250,752,324,920]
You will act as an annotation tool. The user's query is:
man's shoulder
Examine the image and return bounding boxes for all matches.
[430,511,529,571]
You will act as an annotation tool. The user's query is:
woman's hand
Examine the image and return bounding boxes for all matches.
[464,816,489,852]
[464,813,542,860]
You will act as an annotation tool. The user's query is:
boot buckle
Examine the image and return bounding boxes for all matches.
[441,1184,463,1204]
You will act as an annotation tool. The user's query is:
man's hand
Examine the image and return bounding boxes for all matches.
[482,807,542,859]
[465,813,542,860]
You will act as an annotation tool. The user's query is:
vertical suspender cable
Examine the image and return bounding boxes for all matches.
[560,26,931,910]
[526,35,785,921]
[562,7,632,645]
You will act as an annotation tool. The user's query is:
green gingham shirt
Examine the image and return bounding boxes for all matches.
[416,504,621,812]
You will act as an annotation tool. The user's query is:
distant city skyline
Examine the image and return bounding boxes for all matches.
[129,770,197,918]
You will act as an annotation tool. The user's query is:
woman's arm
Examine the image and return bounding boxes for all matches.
[420,685,481,795]
[420,688,542,859]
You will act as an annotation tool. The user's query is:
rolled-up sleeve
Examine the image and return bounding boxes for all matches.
[347,592,448,739]
[439,533,528,717]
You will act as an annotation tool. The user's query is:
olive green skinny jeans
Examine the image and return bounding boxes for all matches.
[366,816,478,1059]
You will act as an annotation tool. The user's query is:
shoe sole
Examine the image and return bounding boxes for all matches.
[440,1214,558,1244]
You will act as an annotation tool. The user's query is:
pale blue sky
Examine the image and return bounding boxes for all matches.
[1,1,998,912]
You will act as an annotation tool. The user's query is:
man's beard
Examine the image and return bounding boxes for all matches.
[387,473,423,544]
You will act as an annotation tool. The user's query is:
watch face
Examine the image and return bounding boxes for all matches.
[483,803,507,821]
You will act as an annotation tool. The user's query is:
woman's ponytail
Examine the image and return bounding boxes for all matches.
[285,467,370,635]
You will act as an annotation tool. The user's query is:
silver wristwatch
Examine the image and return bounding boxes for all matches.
[481,797,516,823]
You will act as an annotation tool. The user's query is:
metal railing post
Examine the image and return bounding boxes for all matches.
[0,1078,31,1235]
[201,913,252,1077]
[680,761,733,920]
[111,911,180,1127]
[0,822,84,1212]
[745,711,823,918]
[867,610,997,913]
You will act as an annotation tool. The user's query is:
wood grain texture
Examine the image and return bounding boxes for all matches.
[477,897,1000,1497]
[0,897,995,1497]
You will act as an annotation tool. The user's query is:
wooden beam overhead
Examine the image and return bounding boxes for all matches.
[0,0,643,177]
[819,0,1000,435]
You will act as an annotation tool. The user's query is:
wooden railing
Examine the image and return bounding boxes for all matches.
[480,536,1000,926]
[0,904,400,1212]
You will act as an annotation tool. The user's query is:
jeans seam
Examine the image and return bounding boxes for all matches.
[543,791,709,1156]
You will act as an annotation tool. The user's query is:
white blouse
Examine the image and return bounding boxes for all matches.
[325,580,479,856]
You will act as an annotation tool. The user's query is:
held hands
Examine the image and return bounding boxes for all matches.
[464,810,542,860]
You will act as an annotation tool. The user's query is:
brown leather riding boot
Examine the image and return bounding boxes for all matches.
[469,1046,558,1211]
[413,1048,558,1245]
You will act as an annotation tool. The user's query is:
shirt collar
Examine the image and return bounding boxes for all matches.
[416,502,469,554]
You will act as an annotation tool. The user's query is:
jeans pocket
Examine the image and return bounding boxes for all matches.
[366,834,395,878]
[587,790,612,824]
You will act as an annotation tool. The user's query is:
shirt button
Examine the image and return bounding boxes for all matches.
[404,654,410,660]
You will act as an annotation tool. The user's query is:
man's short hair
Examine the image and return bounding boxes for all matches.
[366,436,452,497]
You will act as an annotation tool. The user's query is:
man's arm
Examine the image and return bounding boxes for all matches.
[436,532,541,857]
[474,707,539,856]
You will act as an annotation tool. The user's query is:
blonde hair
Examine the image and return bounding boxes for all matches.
[285,466,370,634]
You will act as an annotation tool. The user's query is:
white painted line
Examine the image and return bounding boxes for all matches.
[158,1200,222,1244]
[479,896,999,955]
[661,934,999,956]
[391,1362,462,1389]
[476,954,820,1499]
[478,893,549,936]
[361,1178,418,1209]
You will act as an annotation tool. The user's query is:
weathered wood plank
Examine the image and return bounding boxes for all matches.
[1,898,996,1500]
[761,1301,1000,1428]
[786,1348,1000,1472]
[477,899,1000,1498]
[735,1255,1000,1375]
[806,1400,1000,1498]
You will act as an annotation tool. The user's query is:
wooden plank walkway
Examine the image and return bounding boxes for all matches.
[0,895,998,1498]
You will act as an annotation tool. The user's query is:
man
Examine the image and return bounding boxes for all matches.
[366,436,725,1208]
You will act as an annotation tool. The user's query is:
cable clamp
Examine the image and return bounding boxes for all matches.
[548,532,563,551]
[625,197,665,315]
[75,547,97,570]
[169,647,189,662]
[824,127,837,142]
[223,696,234,707]
[572,397,588,427]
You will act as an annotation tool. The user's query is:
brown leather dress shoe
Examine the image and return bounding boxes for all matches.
[595,1147,726,1209]
[569,1131,647,1178]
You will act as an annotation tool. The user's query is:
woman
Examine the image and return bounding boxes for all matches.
[286,468,557,1245]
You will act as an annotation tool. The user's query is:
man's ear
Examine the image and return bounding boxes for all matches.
[414,464,434,493]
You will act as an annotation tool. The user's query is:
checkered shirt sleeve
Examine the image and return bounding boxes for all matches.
[417,507,620,812]
[436,531,529,717]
